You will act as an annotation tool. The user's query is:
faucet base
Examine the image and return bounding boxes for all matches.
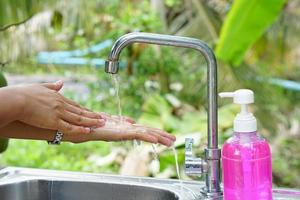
[200,187,223,200]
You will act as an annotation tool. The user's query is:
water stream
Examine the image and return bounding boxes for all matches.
[111,74,139,147]
[172,146,181,179]
[111,74,122,118]
[110,74,181,182]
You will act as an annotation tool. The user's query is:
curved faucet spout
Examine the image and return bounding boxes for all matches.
[105,32,222,198]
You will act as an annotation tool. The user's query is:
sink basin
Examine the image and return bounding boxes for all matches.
[0,167,299,200]
[0,167,201,200]
[0,180,179,200]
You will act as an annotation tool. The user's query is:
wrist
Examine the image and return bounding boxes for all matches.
[65,134,89,143]
[8,87,26,120]
[0,87,26,123]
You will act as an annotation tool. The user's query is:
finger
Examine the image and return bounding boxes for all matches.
[147,128,176,141]
[99,113,135,124]
[116,131,158,143]
[42,80,63,91]
[65,103,103,119]
[111,115,135,124]
[124,117,135,124]
[58,120,91,134]
[61,95,91,112]
[155,130,176,141]
[127,126,173,146]
[90,128,158,144]
[138,128,173,147]
[150,133,173,147]
[61,111,105,127]
[130,133,158,144]
[99,112,111,118]
[133,124,176,141]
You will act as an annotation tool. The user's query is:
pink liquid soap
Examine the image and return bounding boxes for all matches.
[222,132,272,200]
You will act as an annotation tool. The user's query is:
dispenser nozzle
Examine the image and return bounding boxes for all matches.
[219,92,235,98]
[219,89,257,132]
[219,89,254,104]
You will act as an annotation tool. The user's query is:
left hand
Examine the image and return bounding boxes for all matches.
[14,81,104,134]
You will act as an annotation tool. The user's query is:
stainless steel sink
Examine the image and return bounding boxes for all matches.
[0,167,299,200]
[0,167,202,200]
[0,180,179,200]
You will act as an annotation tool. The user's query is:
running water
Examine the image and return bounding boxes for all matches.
[172,146,181,179]
[110,74,180,181]
[111,74,122,119]
[151,144,159,161]
[110,74,140,146]
[171,146,184,197]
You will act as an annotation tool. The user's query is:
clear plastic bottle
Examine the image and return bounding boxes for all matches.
[219,89,272,200]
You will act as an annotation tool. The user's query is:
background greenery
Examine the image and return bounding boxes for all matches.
[0,0,299,188]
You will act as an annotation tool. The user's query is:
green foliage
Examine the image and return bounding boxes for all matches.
[0,0,55,28]
[164,0,181,7]
[139,94,238,136]
[0,0,299,188]
[0,72,8,153]
[272,138,300,187]
[215,0,286,66]
[0,139,113,172]
[139,94,179,132]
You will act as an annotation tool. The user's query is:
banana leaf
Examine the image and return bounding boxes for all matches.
[0,72,9,153]
[215,0,286,66]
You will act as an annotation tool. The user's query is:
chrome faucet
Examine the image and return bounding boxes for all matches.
[105,32,222,199]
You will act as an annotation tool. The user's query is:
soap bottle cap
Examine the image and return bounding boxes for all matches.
[219,89,257,133]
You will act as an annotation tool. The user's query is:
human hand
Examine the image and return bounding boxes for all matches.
[89,114,176,147]
[14,80,104,134]
[98,112,136,124]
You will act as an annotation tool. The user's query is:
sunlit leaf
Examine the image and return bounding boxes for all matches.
[215,0,286,66]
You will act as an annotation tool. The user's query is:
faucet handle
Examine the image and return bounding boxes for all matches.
[185,138,194,157]
[185,138,208,176]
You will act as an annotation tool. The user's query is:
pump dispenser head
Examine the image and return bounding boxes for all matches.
[219,89,257,132]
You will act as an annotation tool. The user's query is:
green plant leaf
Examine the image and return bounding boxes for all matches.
[0,0,56,28]
[215,0,286,66]
[138,94,180,132]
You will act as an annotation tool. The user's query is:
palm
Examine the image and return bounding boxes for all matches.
[92,114,176,147]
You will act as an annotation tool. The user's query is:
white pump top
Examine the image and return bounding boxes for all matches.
[219,89,257,133]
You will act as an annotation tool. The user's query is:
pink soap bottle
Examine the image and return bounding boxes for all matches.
[219,89,272,200]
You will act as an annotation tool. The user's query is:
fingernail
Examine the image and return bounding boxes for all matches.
[167,140,174,147]
[98,119,105,125]
[55,80,63,85]
[85,127,91,133]
[98,114,106,119]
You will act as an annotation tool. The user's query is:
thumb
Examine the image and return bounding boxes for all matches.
[42,80,63,91]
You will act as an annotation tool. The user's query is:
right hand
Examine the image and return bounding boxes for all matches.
[14,80,104,134]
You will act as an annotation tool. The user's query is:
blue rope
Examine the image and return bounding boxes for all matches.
[37,40,112,59]
[36,40,125,67]
[269,78,300,92]
[36,40,300,91]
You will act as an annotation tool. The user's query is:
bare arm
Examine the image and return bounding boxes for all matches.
[0,118,176,146]
[0,121,85,143]
[0,87,24,127]
[0,81,105,132]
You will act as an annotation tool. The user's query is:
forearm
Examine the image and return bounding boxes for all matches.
[0,121,88,143]
[0,87,24,127]
[0,120,176,146]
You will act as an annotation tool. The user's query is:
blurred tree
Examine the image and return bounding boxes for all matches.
[0,0,56,30]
